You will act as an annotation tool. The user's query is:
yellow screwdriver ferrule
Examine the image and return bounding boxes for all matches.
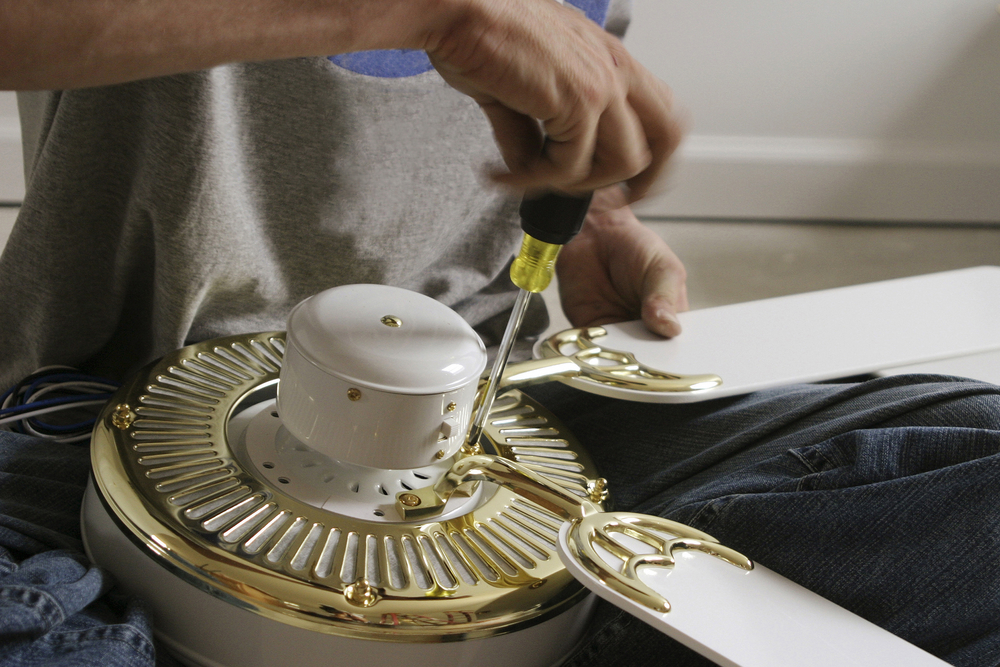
[510,233,562,293]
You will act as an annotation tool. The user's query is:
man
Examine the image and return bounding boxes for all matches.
[0,0,687,389]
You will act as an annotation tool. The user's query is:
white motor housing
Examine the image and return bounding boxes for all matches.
[278,284,487,470]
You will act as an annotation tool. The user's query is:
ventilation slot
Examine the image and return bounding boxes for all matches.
[436,534,477,585]
[489,395,519,413]
[513,456,584,474]
[506,505,560,546]
[364,534,382,586]
[181,357,245,384]
[504,437,569,448]
[132,432,212,452]
[171,479,243,508]
[402,536,432,589]
[231,343,278,374]
[154,375,226,399]
[384,536,406,589]
[145,459,224,480]
[244,511,291,554]
[452,531,499,582]
[202,494,265,532]
[314,529,342,579]
[144,385,218,406]
[137,396,214,415]
[182,486,251,519]
[138,450,216,466]
[464,528,517,576]
[222,503,276,543]
[268,337,286,355]
[509,447,577,460]
[267,517,307,563]
[212,347,265,377]
[250,339,283,368]
[488,404,534,419]
[132,419,211,432]
[167,366,234,392]
[522,464,588,489]
[486,519,546,564]
[493,515,550,560]
[491,415,549,428]
[479,522,534,570]
[198,351,255,380]
[499,426,560,438]
[155,468,232,493]
[419,535,456,588]
[291,523,324,570]
[512,499,564,529]
[340,532,360,582]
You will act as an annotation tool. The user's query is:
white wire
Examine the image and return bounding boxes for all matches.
[56,433,94,444]
[0,400,109,428]
[26,381,117,402]
[1,366,84,409]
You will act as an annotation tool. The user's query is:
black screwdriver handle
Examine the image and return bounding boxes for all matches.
[518,191,594,246]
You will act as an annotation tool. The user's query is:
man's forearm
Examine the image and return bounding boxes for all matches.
[3,0,682,199]
[0,0,460,90]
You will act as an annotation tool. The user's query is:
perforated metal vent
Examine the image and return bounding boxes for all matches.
[90,332,605,641]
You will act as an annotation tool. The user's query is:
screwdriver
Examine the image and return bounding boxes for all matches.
[466,191,594,448]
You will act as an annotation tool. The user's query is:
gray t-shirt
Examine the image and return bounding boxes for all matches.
[0,1,630,388]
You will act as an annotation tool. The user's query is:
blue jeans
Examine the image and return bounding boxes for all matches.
[0,433,156,666]
[3,375,999,666]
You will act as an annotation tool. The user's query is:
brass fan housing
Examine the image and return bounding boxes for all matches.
[83,332,607,667]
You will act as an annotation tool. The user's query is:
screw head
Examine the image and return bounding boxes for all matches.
[587,477,609,503]
[380,315,402,328]
[435,449,447,459]
[111,404,135,430]
[343,580,381,608]
[399,493,422,507]
[347,388,362,401]
[446,402,457,412]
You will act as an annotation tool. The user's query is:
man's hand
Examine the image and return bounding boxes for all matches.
[556,186,688,338]
[427,0,683,199]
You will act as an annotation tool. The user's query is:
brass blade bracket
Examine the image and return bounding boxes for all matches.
[395,455,607,521]
[538,326,723,393]
[564,512,753,614]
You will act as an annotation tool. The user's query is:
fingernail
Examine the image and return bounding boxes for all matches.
[657,308,682,337]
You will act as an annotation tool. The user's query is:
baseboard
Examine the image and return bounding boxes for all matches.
[0,118,24,203]
[634,136,1000,224]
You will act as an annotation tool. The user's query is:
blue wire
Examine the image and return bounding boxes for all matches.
[2,370,118,409]
[0,393,115,418]
[25,373,118,399]
[28,417,98,433]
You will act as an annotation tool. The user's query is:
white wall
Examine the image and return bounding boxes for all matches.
[626,0,1000,222]
[0,92,23,203]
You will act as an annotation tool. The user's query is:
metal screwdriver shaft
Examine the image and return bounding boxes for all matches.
[465,191,594,449]
[466,288,531,447]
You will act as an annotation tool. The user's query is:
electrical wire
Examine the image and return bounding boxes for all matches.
[1,367,119,444]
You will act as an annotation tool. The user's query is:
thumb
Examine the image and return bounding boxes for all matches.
[639,260,688,338]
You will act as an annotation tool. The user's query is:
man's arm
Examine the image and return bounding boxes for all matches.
[0,0,681,198]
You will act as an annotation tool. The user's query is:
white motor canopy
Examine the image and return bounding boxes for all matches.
[279,284,488,469]
[285,284,486,394]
